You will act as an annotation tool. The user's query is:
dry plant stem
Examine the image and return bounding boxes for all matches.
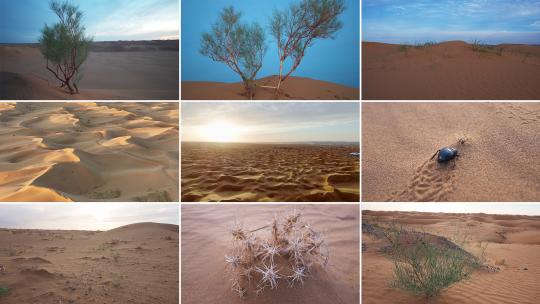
[225,211,329,298]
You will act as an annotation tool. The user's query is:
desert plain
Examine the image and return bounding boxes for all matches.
[0,102,179,202]
[182,75,360,100]
[362,41,540,100]
[181,204,359,304]
[0,41,179,100]
[0,222,179,304]
[181,142,359,202]
[362,210,540,304]
[362,102,540,202]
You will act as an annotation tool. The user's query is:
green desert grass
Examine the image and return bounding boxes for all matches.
[398,41,438,52]
[224,210,329,298]
[471,40,503,56]
[134,190,172,202]
[381,223,481,299]
[0,286,9,297]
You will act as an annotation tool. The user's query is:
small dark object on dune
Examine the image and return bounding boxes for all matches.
[431,147,459,163]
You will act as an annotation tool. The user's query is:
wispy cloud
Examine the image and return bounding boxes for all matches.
[87,0,179,40]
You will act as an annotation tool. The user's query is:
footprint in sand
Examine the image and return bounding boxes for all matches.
[390,157,455,202]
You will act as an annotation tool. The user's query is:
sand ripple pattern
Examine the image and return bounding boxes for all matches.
[0,102,178,202]
[181,143,359,202]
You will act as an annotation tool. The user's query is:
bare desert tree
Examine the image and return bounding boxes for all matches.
[268,0,345,96]
[201,6,267,99]
[39,1,93,94]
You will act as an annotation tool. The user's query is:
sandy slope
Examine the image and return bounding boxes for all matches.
[362,41,540,100]
[181,142,359,202]
[181,75,360,100]
[362,102,540,202]
[181,204,359,304]
[0,42,179,100]
[0,222,179,304]
[362,211,540,304]
[0,102,179,202]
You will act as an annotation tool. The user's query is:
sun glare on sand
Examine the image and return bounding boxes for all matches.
[200,121,242,142]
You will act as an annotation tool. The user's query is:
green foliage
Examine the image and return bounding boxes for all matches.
[383,224,477,298]
[39,0,93,94]
[200,6,267,98]
[270,0,345,89]
[0,286,9,296]
[471,40,503,55]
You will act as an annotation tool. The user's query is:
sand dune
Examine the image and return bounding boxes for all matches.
[362,102,540,202]
[182,75,359,100]
[362,41,540,99]
[362,211,540,304]
[181,204,359,304]
[0,102,179,202]
[0,222,178,304]
[181,142,359,202]
[0,42,179,100]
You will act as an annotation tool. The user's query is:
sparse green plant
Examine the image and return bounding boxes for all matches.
[413,41,436,49]
[471,40,502,55]
[224,210,329,298]
[267,0,345,97]
[382,224,478,299]
[39,1,93,94]
[200,6,267,99]
[88,188,121,199]
[0,286,9,297]
[111,251,120,263]
[134,190,172,202]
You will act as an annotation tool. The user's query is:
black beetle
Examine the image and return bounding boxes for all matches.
[430,147,459,165]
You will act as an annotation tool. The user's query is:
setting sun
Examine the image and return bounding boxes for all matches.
[200,121,241,142]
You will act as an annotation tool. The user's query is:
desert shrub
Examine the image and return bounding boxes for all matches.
[268,0,345,96]
[0,286,9,296]
[39,1,93,94]
[200,6,266,99]
[383,224,478,298]
[471,40,502,55]
[224,210,329,298]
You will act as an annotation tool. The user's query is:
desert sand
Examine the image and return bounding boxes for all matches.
[182,75,360,100]
[0,41,179,100]
[362,41,540,100]
[0,222,178,304]
[362,102,540,202]
[181,204,359,304]
[362,210,540,304]
[0,102,179,202]
[181,142,359,202]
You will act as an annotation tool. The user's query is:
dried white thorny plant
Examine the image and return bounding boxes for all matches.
[224,209,329,298]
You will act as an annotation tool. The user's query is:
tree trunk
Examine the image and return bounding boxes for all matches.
[275,59,284,98]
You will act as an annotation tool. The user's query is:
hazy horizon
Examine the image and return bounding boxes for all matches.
[0,204,179,230]
[181,102,360,143]
[363,203,540,216]
[182,0,360,88]
[363,0,540,45]
[0,0,179,43]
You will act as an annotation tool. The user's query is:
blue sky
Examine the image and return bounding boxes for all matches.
[0,0,179,43]
[182,102,360,143]
[182,0,359,88]
[0,204,179,230]
[363,0,540,44]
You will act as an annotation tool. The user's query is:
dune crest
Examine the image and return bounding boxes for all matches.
[0,102,179,202]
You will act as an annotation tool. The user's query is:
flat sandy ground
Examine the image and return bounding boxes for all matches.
[362,210,540,304]
[0,102,179,202]
[181,142,359,202]
[0,41,179,100]
[362,102,540,202]
[362,41,540,100]
[0,222,179,304]
[181,204,359,304]
[182,75,360,100]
